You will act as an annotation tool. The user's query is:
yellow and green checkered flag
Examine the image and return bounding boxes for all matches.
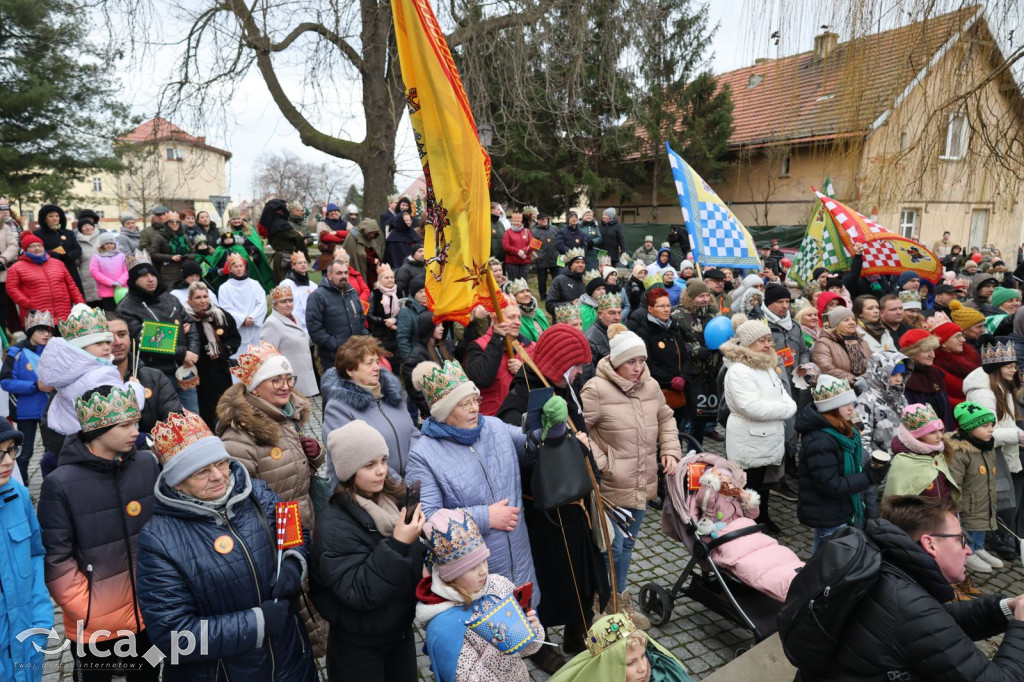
[788,177,851,285]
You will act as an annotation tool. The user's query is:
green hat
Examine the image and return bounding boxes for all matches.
[644,274,666,291]
[991,286,1021,309]
[954,401,995,432]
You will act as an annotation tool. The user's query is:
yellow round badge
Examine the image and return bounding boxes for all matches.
[25,363,32,371]
[216,328,224,336]
[657,341,666,349]
[144,388,153,399]
[979,465,987,475]
[125,501,142,517]
[270,447,284,460]
[214,535,235,554]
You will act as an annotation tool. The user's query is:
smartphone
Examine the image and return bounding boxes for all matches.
[404,480,421,524]
[513,582,533,611]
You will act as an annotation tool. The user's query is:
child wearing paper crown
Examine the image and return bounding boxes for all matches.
[947,401,1003,574]
[885,403,961,501]
[416,508,544,682]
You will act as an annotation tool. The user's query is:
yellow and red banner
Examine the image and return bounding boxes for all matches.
[813,190,943,283]
[275,501,303,549]
[392,0,492,324]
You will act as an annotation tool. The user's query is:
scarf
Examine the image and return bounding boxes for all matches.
[956,429,995,452]
[422,416,484,446]
[824,427,865,526]
[860,318,888,343]
[762,305,793,331]
[800,322,820,344]
[518,296,538,315]
[184,302,227,359]
[27,252,48,265]
[354,492,399,537]
[358,382,383,400]
[378,283,399,316]
[838,333,869,375]
[287,270,310,286]
[647,313,672,330]
[176,473,237,510]
[167,230,191,256]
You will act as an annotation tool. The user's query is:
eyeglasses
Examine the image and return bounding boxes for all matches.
[166,220,181,225]
[190,459,231,481]
[651,304,672,310]
[455,396,482,410]
[929,533,968,548]
[0,444,22,462]
[270,375,297,389]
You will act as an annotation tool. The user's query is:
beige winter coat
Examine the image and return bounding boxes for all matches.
[811,330,872,383]
[581,357,682,509]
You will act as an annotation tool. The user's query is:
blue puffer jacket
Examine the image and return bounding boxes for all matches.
[135,462,316,682]
[407,416,538,602]
[0,341,47,420]
[321,368,420,482]
[0,480,52,682]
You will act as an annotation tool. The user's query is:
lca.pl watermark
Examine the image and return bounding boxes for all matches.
[16,620,210,666]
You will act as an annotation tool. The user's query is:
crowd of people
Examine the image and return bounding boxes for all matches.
[2,192,1024,680]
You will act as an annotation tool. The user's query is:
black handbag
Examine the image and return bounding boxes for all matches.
[531,432,594,511]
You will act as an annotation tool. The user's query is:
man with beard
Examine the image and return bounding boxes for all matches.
[306,259,367,369]
[106,312,182,436]
[546,247,588,316]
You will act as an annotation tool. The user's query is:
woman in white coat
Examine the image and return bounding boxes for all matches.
[218,253,267,360]
[261,286,318,397]
[720,315,797,534]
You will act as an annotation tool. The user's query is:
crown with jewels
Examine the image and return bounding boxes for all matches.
[583,269,602,285]
[899,290,922,309]
[58,304,110,342]
[596,292,621,311]
[811,375,854,404]
[125,249,153,271]
[565,247,586,263]
[417,360,472,406]
[902,403,941,432]
[75,386,140,432]
[555,303,582,325]
[504,278,530,296]
[231,341,285,386]
[151,410,214,464]
[24,309,54,331]
[270,286,293,303]
[426,512,487,569]
[981,339,1016,366]
[585,613,639,656]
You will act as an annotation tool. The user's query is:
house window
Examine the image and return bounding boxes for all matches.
[899,132,908,151]
[96,211,105,219]
[899,208,918,239]
[24,211,34,224]
[941,112,967,159]
[166,148,184,161]
[969,208,989,248]
[92,178,102,192]
[779,151,791,177]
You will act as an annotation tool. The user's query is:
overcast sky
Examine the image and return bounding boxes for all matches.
[108,0,1021,203]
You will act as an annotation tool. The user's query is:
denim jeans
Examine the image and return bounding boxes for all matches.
[606,507,646,594]
[684,421,705,447]
[177,385,199,413]
[813,524,847,554]
[968,530,986,551]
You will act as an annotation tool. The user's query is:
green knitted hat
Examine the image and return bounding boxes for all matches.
[990,287,1021,309]
[953,401,995,432]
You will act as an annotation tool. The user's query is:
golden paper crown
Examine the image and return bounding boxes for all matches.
[585,614,638,656]
[596,292,621,311]
[555,303,582,325]
[902,403,942,432]
[226,252,246,268]
[583,269,602,285]
[417,360,472,406]
[75,386,141,432]
[981,339,1016,366]
[505,279,530,296]
[270,286,293,303]
[58,304,109,342]
[426,512,487,568]
[565,247,585,263]
[24,309,54,331]
[151,410,214,464]
[230,341,284,386]
[125,249,153,271]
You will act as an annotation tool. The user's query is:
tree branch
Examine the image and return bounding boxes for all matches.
[447,0,562,48]
[268,21,364,73]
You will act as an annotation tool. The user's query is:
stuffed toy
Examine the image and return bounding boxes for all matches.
[695,517,727,539]
[696,461,760,532]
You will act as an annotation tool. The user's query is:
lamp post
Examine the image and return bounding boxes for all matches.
[477,122,494,149]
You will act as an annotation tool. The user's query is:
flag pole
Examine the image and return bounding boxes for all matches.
[483,271,515,358]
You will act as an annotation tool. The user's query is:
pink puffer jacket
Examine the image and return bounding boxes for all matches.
[89,251,128,298]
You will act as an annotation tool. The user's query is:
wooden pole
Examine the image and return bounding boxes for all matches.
[512,339,620,615]
[484,271,515,358]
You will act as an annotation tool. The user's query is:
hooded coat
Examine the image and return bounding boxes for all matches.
[342,219,385,287]
[854,351,910,455]
[965,272,1003,316]
[35,204,84,294]
[384,215,421,268]
[795,403,872,528]
[646,247,675,278]
[962,366,1023,474]
[394,255,425,298]
[598,217,626,264]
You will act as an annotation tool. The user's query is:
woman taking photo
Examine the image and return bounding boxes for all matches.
[322,335,419,483]
[900,329,955,431]
[812,306,872,383]
[182,281,240,429]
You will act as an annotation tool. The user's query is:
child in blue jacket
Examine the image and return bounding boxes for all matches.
[0,310,53,481]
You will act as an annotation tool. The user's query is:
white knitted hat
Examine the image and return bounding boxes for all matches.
[327,420,389,483]
[734,319,772,347]
[607,323,647,368]
[812,374,857,412]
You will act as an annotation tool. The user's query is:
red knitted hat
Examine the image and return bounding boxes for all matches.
[20,232,43,249]
[898,329,930,349]
[533,324,592,381]
[932,321,963,345]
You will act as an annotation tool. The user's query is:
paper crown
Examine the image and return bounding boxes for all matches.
[125,249,153,271]
[555,303,582,325]
[902,403,942,432]
[227,208,242,219]
[231,341,284,386]
[24,310,54,331]
[270,286,293,303]
[226,252,246,267]
[811,375,854,404]
[417,360,472,406]
[981,339,1016,366]
[376,262,393,277]
[522,204,538,215]
[565,247,585,263]
[585,613,638,656]
[505,278,530,296]
[583,269,602,285]
[596,292,621,311]
[151,410,214,464]
[75,386,140,432]
[58,304,110,342]
[644,274,666,291]
[898,290,922,308]
[426,512,487,568]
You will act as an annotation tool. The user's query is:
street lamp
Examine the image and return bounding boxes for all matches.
[477,122,494,149]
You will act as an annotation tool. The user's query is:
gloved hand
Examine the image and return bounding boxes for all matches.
[300,437,321,460]
[260,599,290,638]
[865,462,889,486]
[541,396,568,439]
[670,376,686,392]
[271,557,303,599]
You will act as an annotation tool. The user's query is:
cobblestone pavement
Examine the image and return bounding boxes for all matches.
[27,397,1024,680]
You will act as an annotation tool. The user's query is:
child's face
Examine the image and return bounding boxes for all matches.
[452,559,488,595]
[83,341,112,359]
[920,430,944,445]
[837,403,856,420]
[100,242,116,252]
[970,422,995,440]
[625,643,651,682]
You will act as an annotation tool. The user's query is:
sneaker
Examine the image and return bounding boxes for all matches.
[773,481,798,502]
[974,548,1005,568]
[619,589,651,630]
[966,553,993,573]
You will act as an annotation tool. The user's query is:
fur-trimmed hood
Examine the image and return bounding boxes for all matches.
[320,366,404,409]
[720,338,779,371]
[215,383,311,445]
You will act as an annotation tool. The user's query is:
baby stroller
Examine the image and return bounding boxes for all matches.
[638,446,801,642]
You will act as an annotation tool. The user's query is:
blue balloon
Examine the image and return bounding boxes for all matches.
[704,315,734,350]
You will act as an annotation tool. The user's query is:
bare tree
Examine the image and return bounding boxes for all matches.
[250,150,350,206]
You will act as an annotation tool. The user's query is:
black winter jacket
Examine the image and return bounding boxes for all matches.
[116,284,202,375]
[811,518,1024,680]
[531,223,559,267]
[35,204,84,294]
[309,492,426,647]
[796,404,872,528]
[598,218,626,264]
[555,224,587,254]
[394,256,425,298]
[136,463,316,682]
[304,278,367,366]
[634,317,691,391]
[131,363,183,433]
[545,270,586,314]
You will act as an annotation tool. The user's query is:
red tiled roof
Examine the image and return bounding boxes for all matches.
[117,116,232,159]
[708,6,981,148]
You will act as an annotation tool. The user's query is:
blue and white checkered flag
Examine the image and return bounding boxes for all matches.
[666,143,761,270]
